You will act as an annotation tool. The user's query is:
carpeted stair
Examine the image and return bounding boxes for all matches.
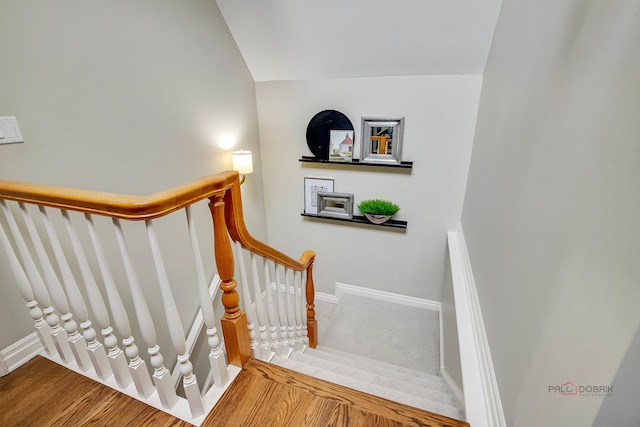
[271,297,464,420]
[272,346,463,420]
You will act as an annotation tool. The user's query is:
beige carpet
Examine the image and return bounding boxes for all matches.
[320,293,440,375]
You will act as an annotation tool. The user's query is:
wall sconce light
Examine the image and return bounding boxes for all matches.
[232,150,254,184]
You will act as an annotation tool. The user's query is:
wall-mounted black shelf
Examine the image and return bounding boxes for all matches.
[299,156,413,170]
[301,213,407,230]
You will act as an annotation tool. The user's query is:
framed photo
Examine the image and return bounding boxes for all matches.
[329,130,354,162]
[304,177,335,214]
[360,117,405,164]
[306,110,354,161]
[317,192,354,219]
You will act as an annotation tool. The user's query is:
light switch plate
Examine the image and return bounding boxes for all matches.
[0,117,24,144]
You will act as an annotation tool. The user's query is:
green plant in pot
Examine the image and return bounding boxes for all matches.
[357,199,400,224]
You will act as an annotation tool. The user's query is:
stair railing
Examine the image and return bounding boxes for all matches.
[0,171,317,423]
[223,180,318,360]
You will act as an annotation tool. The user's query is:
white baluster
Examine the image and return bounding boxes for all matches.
[274,264,290,356]
[293,271,304,350]
[84,214,140,391]
[84,214,138,388]
[284,267,296,347]
[113,218,156,397]
[301,269,309,344]
[146,219,202,417]
[19,202,80,365]
[18,203,80,364]
[0,214,54,355]
[38,206,93,371]
[62,211,125,384]
[251,253,274,361]
[235,242,258,355]
[263,260,280,354]
[0,200,70,361]
[185,206,228,387]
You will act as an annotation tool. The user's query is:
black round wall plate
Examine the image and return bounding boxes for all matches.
[305,110,354,160]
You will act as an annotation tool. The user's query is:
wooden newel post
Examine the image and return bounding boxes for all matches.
[209,194,251,367]
[305,261,318,348]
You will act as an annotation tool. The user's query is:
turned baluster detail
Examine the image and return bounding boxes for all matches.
[87,215,151,394]
[209,194,250,367]
[284,268,296,347]
[113,218,176,408]
[274,264,289,352]
[20,203,83,365]
[234,242,258,355]
[264,260,280,354]
[39,206,93,371]
[294,271,304,348]
[0,216,54,356]
[250,253,273,360]
[185,205,228,387]
[146,219,203,417]
[305,261,318,348]
[62,211,127,385]
[0,200,71,361]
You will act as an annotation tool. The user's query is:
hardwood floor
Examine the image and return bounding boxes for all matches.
[0,356,469,427]
[0,356,190,427]
[207,358,469,427]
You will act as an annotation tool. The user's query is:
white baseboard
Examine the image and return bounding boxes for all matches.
[440,367,465,410]
[0,332,44,373]
[334,282,442,312]
[0,357,8,376]
[448,224,506,427]
[315,291,339,304]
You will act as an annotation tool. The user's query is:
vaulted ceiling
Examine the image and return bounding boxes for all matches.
[216,0,503,82]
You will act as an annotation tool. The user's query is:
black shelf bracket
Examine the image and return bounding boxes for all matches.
[301,213,407,230]
[299,156,413,170]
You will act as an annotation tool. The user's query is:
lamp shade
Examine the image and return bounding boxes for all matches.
[232,150,254,175]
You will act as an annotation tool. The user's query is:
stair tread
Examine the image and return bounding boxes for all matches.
[316,345,445,382]
[292,350,452,404]
[272,355,463,421]
[309,346,447,391]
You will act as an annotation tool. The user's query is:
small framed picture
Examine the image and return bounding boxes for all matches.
[360,117,405,164]
[304,177,335,214]
[317,192,354,219]
[329,130,355,162]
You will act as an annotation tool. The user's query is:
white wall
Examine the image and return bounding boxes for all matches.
[0,0,267,360]
[593,325,640,427]
[461,0,640,425]
[256,75,481,300]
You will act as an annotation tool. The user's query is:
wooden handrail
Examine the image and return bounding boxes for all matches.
[0,171,237,220]
[0,170,318,357]
[223,174,316,271]
[0,170,315,271]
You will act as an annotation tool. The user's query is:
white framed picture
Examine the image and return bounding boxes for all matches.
[304,177,335,214]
